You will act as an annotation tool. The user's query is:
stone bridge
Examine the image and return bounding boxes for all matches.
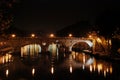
[5,37,107,54]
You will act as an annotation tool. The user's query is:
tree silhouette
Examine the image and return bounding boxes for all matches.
[95,8,120,38]
[0,0,16,32]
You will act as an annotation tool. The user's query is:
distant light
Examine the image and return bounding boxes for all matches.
[6,69,9,77]
[31,34,35,38]
[69,65,73,73]
[51,66,54,74]
[11,34,16,38]
[69,34,72,37]
[89,35,92,38]
[32,68,35,76]
[97,38,102,43]
[50,34,54,38]
[42,42,46,46]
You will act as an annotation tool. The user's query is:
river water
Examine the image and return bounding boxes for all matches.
[0,49,120,80]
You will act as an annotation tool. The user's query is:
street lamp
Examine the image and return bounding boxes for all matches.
[31,34,35,38]
[11,34,16,38]
[50,33,54,38]
[69,34,72,37]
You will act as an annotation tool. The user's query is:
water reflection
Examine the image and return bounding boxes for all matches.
[0,53,13,64]
[50,66,54,74]
[0,50,117,80]
[21,44,41,57]
[32,68,35,76]
[69,51,113,76]
[48,42,58,56]
[6,69,9,77]
[69,52,113,77]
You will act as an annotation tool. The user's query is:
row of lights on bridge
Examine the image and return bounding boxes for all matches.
[11,33,73,38]
[11,33,98,40]
[11,33,100,40]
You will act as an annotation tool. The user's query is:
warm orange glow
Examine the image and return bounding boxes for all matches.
[69,34,72,37]
[90,65,93,72]
[104,70,106,77]
[97,64,103,73]
[6,69,9,77]
[110,66,112,74]
[97,38,102,43]
[69,65,73,73]
[32,68,35,76]
[51,66,54,74]
[11,34,16,38]
[50,34,54,38]
[89,35,92,38]
[31,34,35,38]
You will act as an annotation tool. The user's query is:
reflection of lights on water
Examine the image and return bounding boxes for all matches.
[21,44,41,57]
[42,42,46,46]
[71,51,75,55]
[51,66,54,74]
[48,43,57,56]
[106,68,109,72]
[70,51,113,76]
[97,64,102,74]
[32,68,35,76]
[97,38,102,43]
[86,58,94,65]
[93,64,96,71]
[2,57,5,63]
[0,54,12,64]
[82,65,85,70]
[56,48,59,60]
[88,64,113,75]
[110,67,112,74]
[104,70,106,77]
[64,53,66,57]
[83,53,85,64]
[90,65,93,72]
[69,65,73,73]
[6,69,9,77]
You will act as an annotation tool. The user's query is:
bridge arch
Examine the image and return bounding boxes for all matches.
[21,44,41,57]
[69,40,93,51]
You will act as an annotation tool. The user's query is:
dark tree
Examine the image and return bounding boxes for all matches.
[0,0,17,32]
[95,8,120,38]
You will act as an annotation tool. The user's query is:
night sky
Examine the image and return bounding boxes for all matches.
[13,0,119,33]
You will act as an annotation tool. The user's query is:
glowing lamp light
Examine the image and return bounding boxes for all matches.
[11,34,16,38]
[31,34,35,38]
[69,65,73,73]
[89,35,92,38]
[51,66,54,74]
[69,34,72,37]
[97,38,102,43]
[6,69,9,77]
[32,68,35,76]
[50,34,54,38]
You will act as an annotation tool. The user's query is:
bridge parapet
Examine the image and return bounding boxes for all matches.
[4,37,108,54]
